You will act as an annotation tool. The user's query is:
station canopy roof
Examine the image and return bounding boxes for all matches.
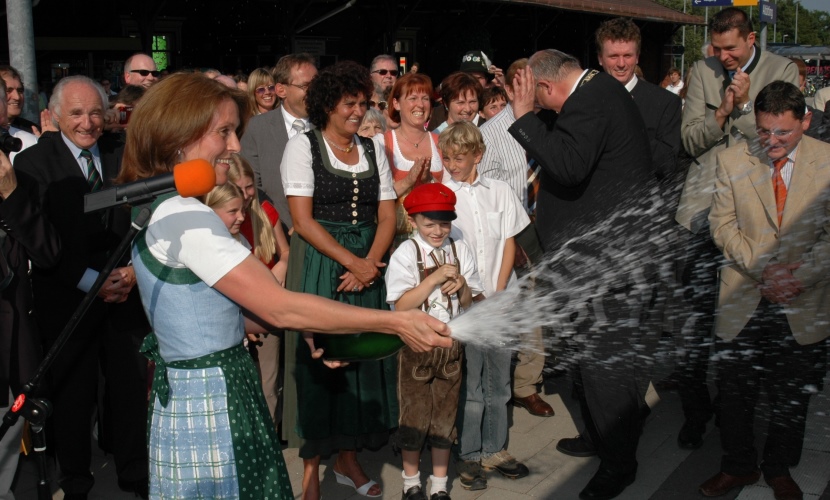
[491,0,705,24]
[767,44,830,61]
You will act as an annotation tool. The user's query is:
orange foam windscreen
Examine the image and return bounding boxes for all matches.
[173,159,216,198]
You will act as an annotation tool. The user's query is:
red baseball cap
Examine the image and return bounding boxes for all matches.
[403,183,457,221]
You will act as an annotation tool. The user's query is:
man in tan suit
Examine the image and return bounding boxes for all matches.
[671,7,800,451]
[700,81,829,499]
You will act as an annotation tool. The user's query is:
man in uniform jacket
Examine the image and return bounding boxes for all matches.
[508,49,654,500]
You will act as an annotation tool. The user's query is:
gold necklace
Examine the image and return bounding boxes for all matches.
[397,127,428,149]
[322,132,355,153]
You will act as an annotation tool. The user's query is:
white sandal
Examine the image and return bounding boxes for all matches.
[333,469,382,498]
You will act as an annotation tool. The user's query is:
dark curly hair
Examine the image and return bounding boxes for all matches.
[306,61,373,129]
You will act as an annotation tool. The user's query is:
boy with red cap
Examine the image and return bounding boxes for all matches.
[386,182,484,500]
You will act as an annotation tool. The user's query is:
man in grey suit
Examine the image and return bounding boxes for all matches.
[241,53,317,232]
[673,7,799,451]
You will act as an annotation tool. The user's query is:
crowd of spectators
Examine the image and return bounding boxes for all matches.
[1,8,829,500]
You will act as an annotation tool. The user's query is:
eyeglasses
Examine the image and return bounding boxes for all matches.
[756,127,795,139]
[371,69,399,77]
[287,83,310,92]
[130,69,161,78]
[255,85,276,95]
[369,100,388,111]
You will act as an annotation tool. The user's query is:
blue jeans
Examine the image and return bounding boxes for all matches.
[455,344,512,460]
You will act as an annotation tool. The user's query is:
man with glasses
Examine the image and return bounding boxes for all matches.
[123,53,159,89]
[369,54,398,111]
[240,54,317,435]
[242,53,317,235]
[673,7,799,454]
[701,80,830,500]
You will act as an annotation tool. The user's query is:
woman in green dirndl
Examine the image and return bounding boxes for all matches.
[280,61,400,500]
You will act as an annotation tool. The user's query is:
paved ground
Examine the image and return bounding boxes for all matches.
[12,349,830,500]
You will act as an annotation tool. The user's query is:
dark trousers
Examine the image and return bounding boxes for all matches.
[716,300,826,478]
[42,299,148,494]
[573,291,648,474]
[677,227,718,425]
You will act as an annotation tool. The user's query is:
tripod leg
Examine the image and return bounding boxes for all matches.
[30,424,51,500]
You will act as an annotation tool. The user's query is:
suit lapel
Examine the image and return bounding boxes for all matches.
[53,134,88,186]
[745,149,779,227]
[270,106,289,149]
[781,139,816,229]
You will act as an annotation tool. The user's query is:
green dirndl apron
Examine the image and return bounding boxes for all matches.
[281,220,399,458]
[140,333,293,499]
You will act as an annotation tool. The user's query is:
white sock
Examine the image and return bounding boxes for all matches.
[402,471,421,493]
[430,475,449,495]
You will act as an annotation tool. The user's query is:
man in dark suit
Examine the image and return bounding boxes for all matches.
[553,17,684,461]
[14,76,148,500]
[241,53,317,233]
[0,150,61,500]
[595,18,682,180]
[509,49,654,499]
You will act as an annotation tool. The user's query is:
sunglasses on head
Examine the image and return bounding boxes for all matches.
[255,85,276,95]
[130,69,161,77]
[369,100,388,111]
[372,69,398,77]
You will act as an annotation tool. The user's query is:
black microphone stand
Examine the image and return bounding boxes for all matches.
[0,206,151,500]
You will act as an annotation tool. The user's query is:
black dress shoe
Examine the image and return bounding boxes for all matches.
[430,492,451,500]
[556,435,598,457]
[118,477,150,499]
[403,485,427,500]
[677,420,706,449]
[62,495,89,500]
[579,467,636,500]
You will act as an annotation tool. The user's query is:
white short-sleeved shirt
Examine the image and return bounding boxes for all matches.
[386,232,483,322]
[144,196,251,287]
[444,175,529,295]
[376,131,446,182]
[281,133,396,200]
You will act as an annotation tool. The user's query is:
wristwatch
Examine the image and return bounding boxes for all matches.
[738,99,753,115]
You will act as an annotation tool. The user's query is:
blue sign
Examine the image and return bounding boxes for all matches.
[759,0,777,23]
[692,0,733,5]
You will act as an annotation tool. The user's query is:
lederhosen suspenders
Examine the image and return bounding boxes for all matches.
[413,238,461,320]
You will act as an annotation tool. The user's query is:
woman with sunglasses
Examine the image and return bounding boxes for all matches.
[247,67,279,116]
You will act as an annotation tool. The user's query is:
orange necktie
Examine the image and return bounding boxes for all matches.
[772,157,788,226]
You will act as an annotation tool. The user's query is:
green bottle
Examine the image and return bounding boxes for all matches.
[316,332,404,362]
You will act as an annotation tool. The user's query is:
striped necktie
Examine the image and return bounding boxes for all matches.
[81,149,102,192]
[772,157,788,226]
